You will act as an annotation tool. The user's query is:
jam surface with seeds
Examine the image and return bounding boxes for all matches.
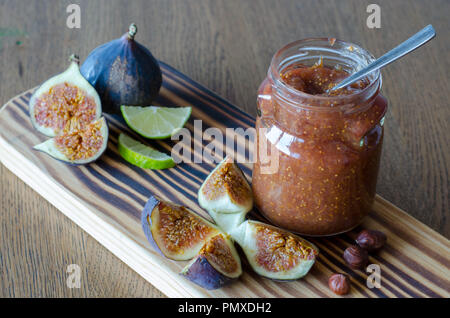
[202,160,251,205]
[281,62,369,96]
[201,234,238,274]
[156,202,216,254]
[54,120,103,161]
[254,224,317,272]
[34,82,97,134]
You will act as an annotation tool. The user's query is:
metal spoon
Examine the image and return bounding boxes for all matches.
[329,24,436,92]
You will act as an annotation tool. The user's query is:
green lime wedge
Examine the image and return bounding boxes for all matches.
[118,133,175,170]
[121,105,192,139]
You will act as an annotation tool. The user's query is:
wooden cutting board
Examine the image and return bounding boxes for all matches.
[0,62,449,298]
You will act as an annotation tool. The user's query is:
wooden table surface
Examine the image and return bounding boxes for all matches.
[1,0,448,297]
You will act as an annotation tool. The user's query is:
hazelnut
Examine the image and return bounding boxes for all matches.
[356,229,387,251]
[343,245,368,269]
[328,273,350,295]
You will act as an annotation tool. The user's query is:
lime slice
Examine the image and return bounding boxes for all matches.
[118,133,175,169]
[121,105,192,139]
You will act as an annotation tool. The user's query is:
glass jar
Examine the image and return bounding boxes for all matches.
[252,39,387,236]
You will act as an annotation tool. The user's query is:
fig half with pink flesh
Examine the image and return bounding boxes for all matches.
[233,220,318,281]
[33,117,108,165]
[180,233,242,290]
[29,54,102,137]
[198,156,253,215]
[80,23,162,114]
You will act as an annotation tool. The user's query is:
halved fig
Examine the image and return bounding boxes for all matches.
[234,220,318,281]
[198,156,253,214]
[33,117,108,165]
[29,54,102,137]
[142,196,220,261]
[180,233,242,290]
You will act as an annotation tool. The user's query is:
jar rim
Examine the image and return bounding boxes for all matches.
[269,38,381,109]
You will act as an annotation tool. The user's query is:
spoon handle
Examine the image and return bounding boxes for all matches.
[330,25,436,92]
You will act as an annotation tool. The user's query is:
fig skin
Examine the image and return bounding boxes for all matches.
[141,195,220,261]
[180,234,242,290]
[141,196,163,255]
[181,255,235,290]
[33,117,109,165]
[81,23,162,114]
[29,54,102,137]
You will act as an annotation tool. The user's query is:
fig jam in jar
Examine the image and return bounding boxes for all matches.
[253,39,387,236]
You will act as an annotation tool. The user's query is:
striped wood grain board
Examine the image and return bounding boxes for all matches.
[0,62,449,298]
